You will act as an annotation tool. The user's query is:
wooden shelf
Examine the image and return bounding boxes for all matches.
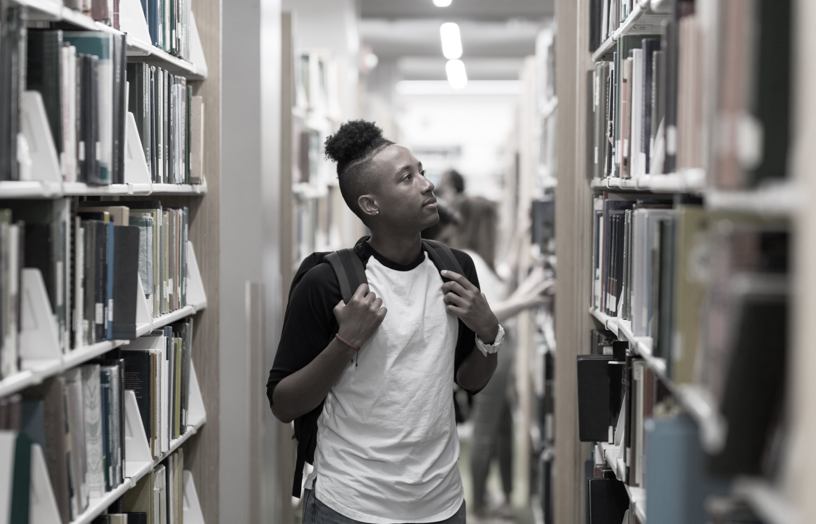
[589,308,727,453]
[13,0,205,80]
[592,0,670,62]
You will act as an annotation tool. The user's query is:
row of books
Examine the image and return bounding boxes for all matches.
[295,52,341,117]
[2,21,204,185]
[122,449,186,524]
[46,0,192,59]
[0,200,190,380]
[1,362,127,522]
[590,195,788,398]
[579,338,772,523]
[0,320,193,524]
[588,0,643,53]
[590,0,790,189]
[124,320,194,460]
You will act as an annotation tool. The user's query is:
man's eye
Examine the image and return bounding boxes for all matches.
[404,174,412,181]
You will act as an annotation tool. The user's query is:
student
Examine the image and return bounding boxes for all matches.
[453,196,554,519]
[267,120,504,524]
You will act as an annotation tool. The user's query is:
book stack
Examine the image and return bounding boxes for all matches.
[123,319,194,459]
[589,0,790,187]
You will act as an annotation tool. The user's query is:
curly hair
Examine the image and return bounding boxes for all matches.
[324,120,394,219]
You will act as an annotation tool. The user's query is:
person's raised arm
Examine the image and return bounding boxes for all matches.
[271,283,386,423]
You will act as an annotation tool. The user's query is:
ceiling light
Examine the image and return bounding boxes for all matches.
[440,23,462,60]
[445,59,468,89]
[433,0,452,6]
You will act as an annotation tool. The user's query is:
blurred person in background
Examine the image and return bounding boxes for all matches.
[453,196,555,520]
[438,168,467,209]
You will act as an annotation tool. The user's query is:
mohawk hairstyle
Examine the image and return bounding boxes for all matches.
[324,120,394,219]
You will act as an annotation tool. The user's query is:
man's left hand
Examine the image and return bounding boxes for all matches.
[441,270,500,343]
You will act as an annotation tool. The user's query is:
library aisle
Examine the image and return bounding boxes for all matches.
[0,0,813,523]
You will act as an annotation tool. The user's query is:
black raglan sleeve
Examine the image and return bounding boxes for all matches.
[450,248,484,394]
[266,263,342,408]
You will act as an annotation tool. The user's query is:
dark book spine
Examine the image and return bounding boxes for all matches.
[641,39,660,175]
[93,222,107,342]
[26,30,63,155]
[123,352,152,443]
[106,222,114,340]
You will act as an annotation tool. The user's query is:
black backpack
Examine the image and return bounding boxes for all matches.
[286,236,464,497]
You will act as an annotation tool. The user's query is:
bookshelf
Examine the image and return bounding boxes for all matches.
[555,0,808,522]
[0,0,222,520]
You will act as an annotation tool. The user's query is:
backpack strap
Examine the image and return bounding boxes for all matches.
[325,248,367,303]
[422,239,465,281]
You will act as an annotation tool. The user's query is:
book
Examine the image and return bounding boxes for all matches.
[0,3,25,181]
[578,355,614,442]
[26,30,65,159]
[81,364,105,499]
[588,477,629,524]
[22,377,71,523]
[65,367,89,516]
[644,414,729,524]
[64,32,115,185]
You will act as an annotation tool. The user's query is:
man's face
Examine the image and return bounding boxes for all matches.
[367,145,440,233]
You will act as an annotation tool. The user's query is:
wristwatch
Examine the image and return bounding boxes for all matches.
[475,324,505,357]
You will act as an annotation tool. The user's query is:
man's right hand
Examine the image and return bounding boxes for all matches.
[333,283,387,348]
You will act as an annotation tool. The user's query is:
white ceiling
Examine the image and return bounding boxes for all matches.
[359,0,553,81]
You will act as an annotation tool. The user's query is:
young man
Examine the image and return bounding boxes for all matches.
[267,121,504,523]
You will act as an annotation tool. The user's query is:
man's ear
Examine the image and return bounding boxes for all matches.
[358,195,380,218]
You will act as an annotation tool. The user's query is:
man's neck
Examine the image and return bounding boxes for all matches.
[367,230,423,266]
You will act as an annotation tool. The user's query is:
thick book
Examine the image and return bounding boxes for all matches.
[577,355,613,442]
[708,275,788,477]
[78,54,101,183]
[112,225,140,339]
[81,364,105,499]
[190,95,204,184]
[26,30,64,156]
[9,432,32,524]
[588,477,629,524]
[645,414,729,524]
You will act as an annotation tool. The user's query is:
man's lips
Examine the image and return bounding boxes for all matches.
[423,198,438,207]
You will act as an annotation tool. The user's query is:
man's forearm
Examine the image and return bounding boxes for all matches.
[456,348,498,392]
[272,338,357,423]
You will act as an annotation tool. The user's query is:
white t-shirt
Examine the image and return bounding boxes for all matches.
[311,251,465,523]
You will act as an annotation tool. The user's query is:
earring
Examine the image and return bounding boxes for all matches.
[375,210,380,215]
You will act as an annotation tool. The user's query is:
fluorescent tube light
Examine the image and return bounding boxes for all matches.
[395,80,522,96]
[433,0,452,6]
[445,59,468,89]
[440,23,462,60]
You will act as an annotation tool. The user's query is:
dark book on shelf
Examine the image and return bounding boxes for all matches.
[111,33,127,185]
[112,225,140,339]
[654,217,676,366]
[79,54,101,184]
[708,278,788,477]
[578,355,613,442]
[640,39,660,175]
[0,3,25,181]
[588,477,629,524]
[26,30,64,156]
[9,432,32,524]
[122,350,153,444]
[589,0,603,52]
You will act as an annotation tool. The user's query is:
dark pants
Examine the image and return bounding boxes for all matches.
[301,488,467,524]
